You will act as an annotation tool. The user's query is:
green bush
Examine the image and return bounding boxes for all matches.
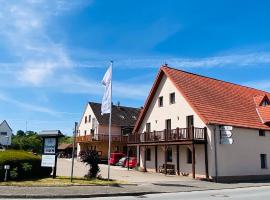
[0,150,52,181]
[79,150,100,179]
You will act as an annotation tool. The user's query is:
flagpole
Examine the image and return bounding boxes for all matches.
[107,61,113,182]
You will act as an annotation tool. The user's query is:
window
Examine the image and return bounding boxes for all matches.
[187,148,192,164]
[146,148,151,161]
[170,92,175,104]
[85,116,87,123]
[146,123,151,133]
[92,118,96,129]
[88,115,91,123]
[261,99,270,106]
[261,154,267,169]
[165,119,171,131]
[166,146,173,162]
[259,130,265,136]
[84,130,87,135]
[158,96,163,107]
[0,132,7,136]
[187,115,194,128]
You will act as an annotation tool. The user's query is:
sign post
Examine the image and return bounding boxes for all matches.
[39,130,63,179]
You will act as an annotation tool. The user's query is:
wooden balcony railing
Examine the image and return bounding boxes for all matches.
[128,127,207,144]
[76,134,128,143]
[76,135,92,143]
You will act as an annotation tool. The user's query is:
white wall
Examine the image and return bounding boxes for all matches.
[137,74,210,177]
[78,104,98,136]
[140,145,206,177]
[213,126,270,177]
[0,121,12,146]
[138,75,206,133]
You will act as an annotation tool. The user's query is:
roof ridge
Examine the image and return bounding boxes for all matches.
[88,101,140,110]
[162,65,270,95]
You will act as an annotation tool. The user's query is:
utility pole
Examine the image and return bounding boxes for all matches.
[70,122,78,182]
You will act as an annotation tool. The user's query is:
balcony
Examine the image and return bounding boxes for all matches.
[76,135,92,143]
[76,134,128,143]
[128,127,207,144]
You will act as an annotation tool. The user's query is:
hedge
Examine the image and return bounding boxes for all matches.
[0,150,52,181]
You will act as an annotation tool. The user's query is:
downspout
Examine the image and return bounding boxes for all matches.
[213,125,218,183]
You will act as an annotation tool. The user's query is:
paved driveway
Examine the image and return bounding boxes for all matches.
[56,158,193,184]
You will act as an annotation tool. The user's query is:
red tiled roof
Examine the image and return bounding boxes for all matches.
[134,66,270,132]
[257,106,270,124]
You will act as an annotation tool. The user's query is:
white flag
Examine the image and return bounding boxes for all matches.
[101,63,112,115]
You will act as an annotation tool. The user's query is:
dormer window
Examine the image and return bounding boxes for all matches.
[261,99,270,106]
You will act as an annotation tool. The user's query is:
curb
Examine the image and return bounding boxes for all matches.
[0,192,161,199]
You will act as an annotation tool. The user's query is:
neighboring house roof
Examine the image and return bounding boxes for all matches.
[134,65,270,132]
[39,130,64,137]
[89,102,140,127]
[0,120,12,132]
[58,143,74,150]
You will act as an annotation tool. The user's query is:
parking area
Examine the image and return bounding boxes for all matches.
[56,158,193,184]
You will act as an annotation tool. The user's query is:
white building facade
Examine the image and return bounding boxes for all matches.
[128,66,270,182]
[76,102,139,160]
[0,120,12,147]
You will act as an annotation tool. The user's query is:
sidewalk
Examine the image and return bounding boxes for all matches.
[1,181,270,198]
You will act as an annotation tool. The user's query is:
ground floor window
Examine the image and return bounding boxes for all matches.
[146,148,151,161]
[261,154,267,169]
[166,146,173,162]
[187,147,192,164]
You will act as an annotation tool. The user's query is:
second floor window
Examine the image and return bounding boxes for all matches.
[158,96,163,107]
[88,115,91,123]
[85,116,87,123]
[170,92,175,104]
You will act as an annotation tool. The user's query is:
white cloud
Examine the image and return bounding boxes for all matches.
[0,92,60,116]
[0,0,91,85]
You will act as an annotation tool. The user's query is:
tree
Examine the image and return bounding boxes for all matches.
[16,130,25,137]
[59,135,73,144]
[79,150,101,179]
[11,131,42,154]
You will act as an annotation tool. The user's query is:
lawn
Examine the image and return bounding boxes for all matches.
[0,176,125,186]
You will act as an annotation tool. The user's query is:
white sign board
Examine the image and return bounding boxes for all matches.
[41,155,55,167]
[220,126,233,144]
[220,126,233,131]
[220,130,233,138]
[220,137,233,145]
[44,138,56,154]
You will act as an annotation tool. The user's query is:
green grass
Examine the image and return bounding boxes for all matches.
[0,150,40,164]
[0,176,125,186]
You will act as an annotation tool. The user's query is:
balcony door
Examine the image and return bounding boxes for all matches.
[187,115,194,128]
[146,123,151,133]
[187,115,194,138]
[165,119,171,131]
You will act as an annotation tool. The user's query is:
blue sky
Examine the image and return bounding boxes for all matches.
[1,0,270,135]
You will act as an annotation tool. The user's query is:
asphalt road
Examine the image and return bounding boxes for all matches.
[4,186,270,200]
